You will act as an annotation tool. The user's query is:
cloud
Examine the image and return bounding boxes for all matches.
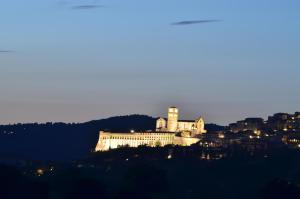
[71,4,104,10]
[171,20,221,26]
[0,50,14,53]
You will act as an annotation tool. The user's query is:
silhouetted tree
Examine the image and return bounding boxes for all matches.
[260,179,300,199]
[115,163,168,199]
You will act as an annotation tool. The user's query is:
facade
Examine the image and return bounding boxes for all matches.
[229,118,264,133]
[95,107,206,151]
[95,131,175,151]
[282,132,300,148]
[267,113,296,131]
[229,112,300,133]
[156,107,207,135]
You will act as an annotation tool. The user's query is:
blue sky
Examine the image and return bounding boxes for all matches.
[1,0,300,125]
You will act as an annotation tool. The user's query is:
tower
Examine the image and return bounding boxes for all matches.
[167,107,179,132]
[195,117,207,134]
[156,118,167,131]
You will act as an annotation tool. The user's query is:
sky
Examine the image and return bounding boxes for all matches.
[0,0,300,125]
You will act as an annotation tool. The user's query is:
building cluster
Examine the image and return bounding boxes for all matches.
[229,112,300,133]
[268,112,300,131]
[229,118,264,133]
[95,108,300,152]
[95,107,206,151]
[227,112,300,149]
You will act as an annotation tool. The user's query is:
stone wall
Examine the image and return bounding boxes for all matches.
[95,131,176,151]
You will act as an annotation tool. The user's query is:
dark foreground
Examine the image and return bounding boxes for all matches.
[1,145,300,199]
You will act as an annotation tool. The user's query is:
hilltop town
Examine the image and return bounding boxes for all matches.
[95,107,300,153]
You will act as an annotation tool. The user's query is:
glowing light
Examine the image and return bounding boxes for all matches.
[36,169,44,176]
[167,154,172,159]
[130,130,135,133]
[207,154,210,160]
[283,128,288,132]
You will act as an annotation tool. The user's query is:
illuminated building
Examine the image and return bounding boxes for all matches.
[229,112,300,133]
[267,113,300,131]
[95,107,206,151]
[282,133,300,148]
[96,132,175,151]
[156,107,207,134]
[229,118,264,133]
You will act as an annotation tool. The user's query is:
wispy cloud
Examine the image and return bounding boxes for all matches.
[0,50,14,53]
[71,4,104,10]
[171,20,221,26]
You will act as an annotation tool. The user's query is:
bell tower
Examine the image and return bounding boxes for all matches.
[167,107,179,132]
[195,117,207,134]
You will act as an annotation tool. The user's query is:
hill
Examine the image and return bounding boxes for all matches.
[0,115,224,161]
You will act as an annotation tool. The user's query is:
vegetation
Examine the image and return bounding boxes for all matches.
[1,145,300,199]
[0,115,223,161]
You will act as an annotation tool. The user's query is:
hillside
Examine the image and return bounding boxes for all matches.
[0,115,224,161]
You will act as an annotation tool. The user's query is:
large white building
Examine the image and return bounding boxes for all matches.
[95,107,206,151]
[156,107,206,135]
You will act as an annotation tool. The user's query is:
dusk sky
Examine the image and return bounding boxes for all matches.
[1,0,299,125]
